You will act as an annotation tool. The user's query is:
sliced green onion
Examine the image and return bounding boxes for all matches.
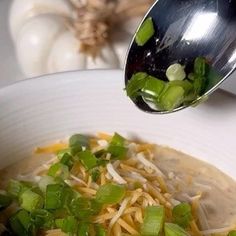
[164,223,188,236]
[126,72,148,100]
[228,230,236,236]
[59,153,74,169]
[159,85,185,111]
[135,17,155,46]
[91,169,101,182]
[78,222,90,236]
[57,148,71,159]
[20,189,43,212]
[10,210,31,235]
[193,75,206,95]
[192,57,207,95]
[188,73,195,81]
[168,80,195,103]
[141,206,165,236]
[94,149,107,159]
[107,132,127,160]
[38,176,56,193]
[53,208,68,219]
[47,163,69,179]
[56,216,78,234]
[142,76,166,98]
[78,150,97,170]
[10,214,27,235]
[70,134,89,148]
[194,57,206,76]
[45,184,64,210]
[16,210,32,232]
[69,134,89,155]
[172,203,192,228]
[91,199,103,215]
[31,209,54,229]
[95,224,106,236]
[110,133,126,146]
[96,183,125,204]
[96,159,109,167]
[69,197,101,219]
[62,186,80,209]
[55,218,63,228]
[7,180,29,198]
[69,197,91,218]
[168,80,193,95]
[166,63,186,81]
[0,193,12,210]
[107,145,127,159]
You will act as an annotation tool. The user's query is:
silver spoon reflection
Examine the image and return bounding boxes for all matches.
[124,0,236,114]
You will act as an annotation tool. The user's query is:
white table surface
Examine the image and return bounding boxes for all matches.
[0,0,235,92]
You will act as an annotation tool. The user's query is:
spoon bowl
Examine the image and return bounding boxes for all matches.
[124,0,236,114]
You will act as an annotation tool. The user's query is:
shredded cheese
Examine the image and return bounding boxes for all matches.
[5,133,221,236]
[107,163,127,184]
[136,152,165,177]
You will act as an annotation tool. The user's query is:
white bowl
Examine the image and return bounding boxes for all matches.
[0,70,236,180]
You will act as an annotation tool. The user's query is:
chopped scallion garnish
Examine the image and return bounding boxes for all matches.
[45,184,64,210]
[126,72,148,100]
[142,76,165,98]
[141,206,165,236]
[228,231,236,236]
[0,193,12,210]
[126,56,210,111]
[57,148,71,160]
[95,224,106,236]
[107,133,127,159]
[135,17,155,46]
[77,222,90,236]
[164,223,188,236]
[69,134,89,155]
[20,190,43,212]
[159,86,185,111]
[47,163,69,179]
[56,216,78,234]
[59,153,74,169]
[194,57,206,77]
[91,168,101,182]
[166,63,186,81]
[7,180,29,199]
[172,203,192,228]
[38,176,56,193]
[78,150,98,170]
[31,209,54,229]
[107,145,127,159]
[10,210,32,235]
[96,183,125,204]
[69,197,101,219]
[110,133,126,146]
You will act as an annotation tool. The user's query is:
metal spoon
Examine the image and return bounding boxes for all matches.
[124,0,236,114]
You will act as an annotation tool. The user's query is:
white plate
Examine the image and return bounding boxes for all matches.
[0,70,236,180]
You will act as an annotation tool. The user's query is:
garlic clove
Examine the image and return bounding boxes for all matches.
[16,15,67,78]
[10,0,73,40]
[86,44,120,69]
[47,31,86,73]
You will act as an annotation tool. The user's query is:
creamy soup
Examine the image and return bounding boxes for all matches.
[0,133,235,236]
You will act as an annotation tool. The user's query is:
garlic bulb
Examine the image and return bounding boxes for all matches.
[9,0,153,78]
